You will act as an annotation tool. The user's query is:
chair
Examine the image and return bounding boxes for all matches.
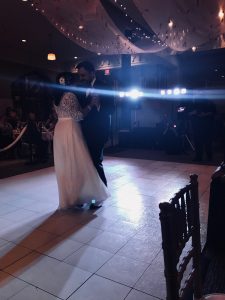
[159,174,225,300]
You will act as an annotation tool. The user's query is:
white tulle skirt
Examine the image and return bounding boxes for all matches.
[53,118,109,209]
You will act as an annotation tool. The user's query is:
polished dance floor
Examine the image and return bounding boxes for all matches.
[0,156,215,299]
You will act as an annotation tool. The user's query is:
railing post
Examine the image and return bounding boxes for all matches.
[190,174,202,299]
[159,202,179,300]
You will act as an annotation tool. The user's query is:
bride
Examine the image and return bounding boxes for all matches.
[53,73,109,210]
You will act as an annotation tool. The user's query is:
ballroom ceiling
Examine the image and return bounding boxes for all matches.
[1,0,225,71]
[34,0,225,54]
[0,0,93,69]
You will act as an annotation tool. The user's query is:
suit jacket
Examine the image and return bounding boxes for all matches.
[77,79,114,145]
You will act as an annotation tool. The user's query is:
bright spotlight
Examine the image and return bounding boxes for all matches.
[161,87,187,96]
[173,88,180,95]
[181,88,187,94]
[128,89,143,100]
[119,91,125,98]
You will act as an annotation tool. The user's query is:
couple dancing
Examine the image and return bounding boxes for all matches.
[53,61,113,210]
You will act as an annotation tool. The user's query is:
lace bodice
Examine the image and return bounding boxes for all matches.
[55,92,83,121]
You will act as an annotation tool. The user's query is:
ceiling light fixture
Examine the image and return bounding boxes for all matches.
[22,39,27,43]
[47,33,56,61]
[47,53,56,61]
[78,25,84,30]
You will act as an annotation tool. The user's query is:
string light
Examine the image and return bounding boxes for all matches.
[113,0,164,49]
[30,0,173,55]
[35,2,142,54]
[31,1,224,55]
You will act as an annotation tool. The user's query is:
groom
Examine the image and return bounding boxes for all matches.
[76,61,114,196]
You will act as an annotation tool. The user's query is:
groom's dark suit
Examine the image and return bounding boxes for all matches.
[78,80,114,186]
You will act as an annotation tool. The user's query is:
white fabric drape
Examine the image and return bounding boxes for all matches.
[34,0,146,54]
[34,0,225,54]
[133,0,225,52]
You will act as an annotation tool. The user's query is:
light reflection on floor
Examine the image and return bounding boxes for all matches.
[0,156,215,300]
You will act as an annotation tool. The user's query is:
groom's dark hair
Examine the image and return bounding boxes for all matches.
[76,61,95,73]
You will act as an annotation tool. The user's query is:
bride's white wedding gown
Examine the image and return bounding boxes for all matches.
[53,92,109,209]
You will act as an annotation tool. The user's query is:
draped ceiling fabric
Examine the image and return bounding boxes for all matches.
[34,0,225,55]
[34,0,148,55]
[133,0,225,52]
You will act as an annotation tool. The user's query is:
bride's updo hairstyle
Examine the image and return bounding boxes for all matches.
[54,72,74,106]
